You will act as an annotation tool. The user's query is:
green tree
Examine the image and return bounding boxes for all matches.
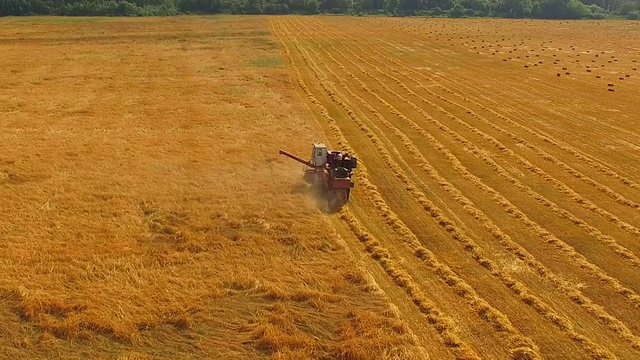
[353,0,384,11]
[384,0,400,13]
[264,0,289,12]
[460,0,491,14]
[320,0,352,12]
[425,0,452,9]
[534,0,590,18]
[115,0,138,15]
[178,0,223,13]
[496,0,532,17]
[449,1,464,15]
[244,0,263,13]
[304,0,320,12]
[0,0,33,15]
[616,0,639,13]
[401,0,422,12]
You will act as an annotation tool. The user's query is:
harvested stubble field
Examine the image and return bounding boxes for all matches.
[1,15,640,360]
[271,16,640,360]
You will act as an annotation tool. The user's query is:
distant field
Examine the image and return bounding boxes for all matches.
[1,15,640,360]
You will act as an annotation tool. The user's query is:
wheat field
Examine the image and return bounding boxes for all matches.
[1,15,639,359]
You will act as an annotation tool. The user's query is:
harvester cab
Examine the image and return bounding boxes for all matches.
[311,143,328,167]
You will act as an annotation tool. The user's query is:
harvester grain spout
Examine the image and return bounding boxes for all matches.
[279,143,357,211]
[278,149,313,168]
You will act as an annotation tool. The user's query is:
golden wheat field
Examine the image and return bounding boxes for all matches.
[1,14,640,360]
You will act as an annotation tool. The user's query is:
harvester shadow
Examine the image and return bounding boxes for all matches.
[290,181,340,214]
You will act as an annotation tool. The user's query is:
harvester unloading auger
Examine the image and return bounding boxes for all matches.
[279,143,357,211]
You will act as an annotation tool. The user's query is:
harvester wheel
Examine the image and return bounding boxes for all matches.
[328,188,350,212]
[303,169,316,183]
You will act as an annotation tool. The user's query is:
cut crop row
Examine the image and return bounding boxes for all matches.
[297,18,640,351]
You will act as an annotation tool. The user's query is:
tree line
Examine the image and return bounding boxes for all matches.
[0,0,639,19]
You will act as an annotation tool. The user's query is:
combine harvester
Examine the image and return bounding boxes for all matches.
[279,143,357,211]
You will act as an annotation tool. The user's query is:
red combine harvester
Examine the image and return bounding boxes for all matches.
[279,143,357,211]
